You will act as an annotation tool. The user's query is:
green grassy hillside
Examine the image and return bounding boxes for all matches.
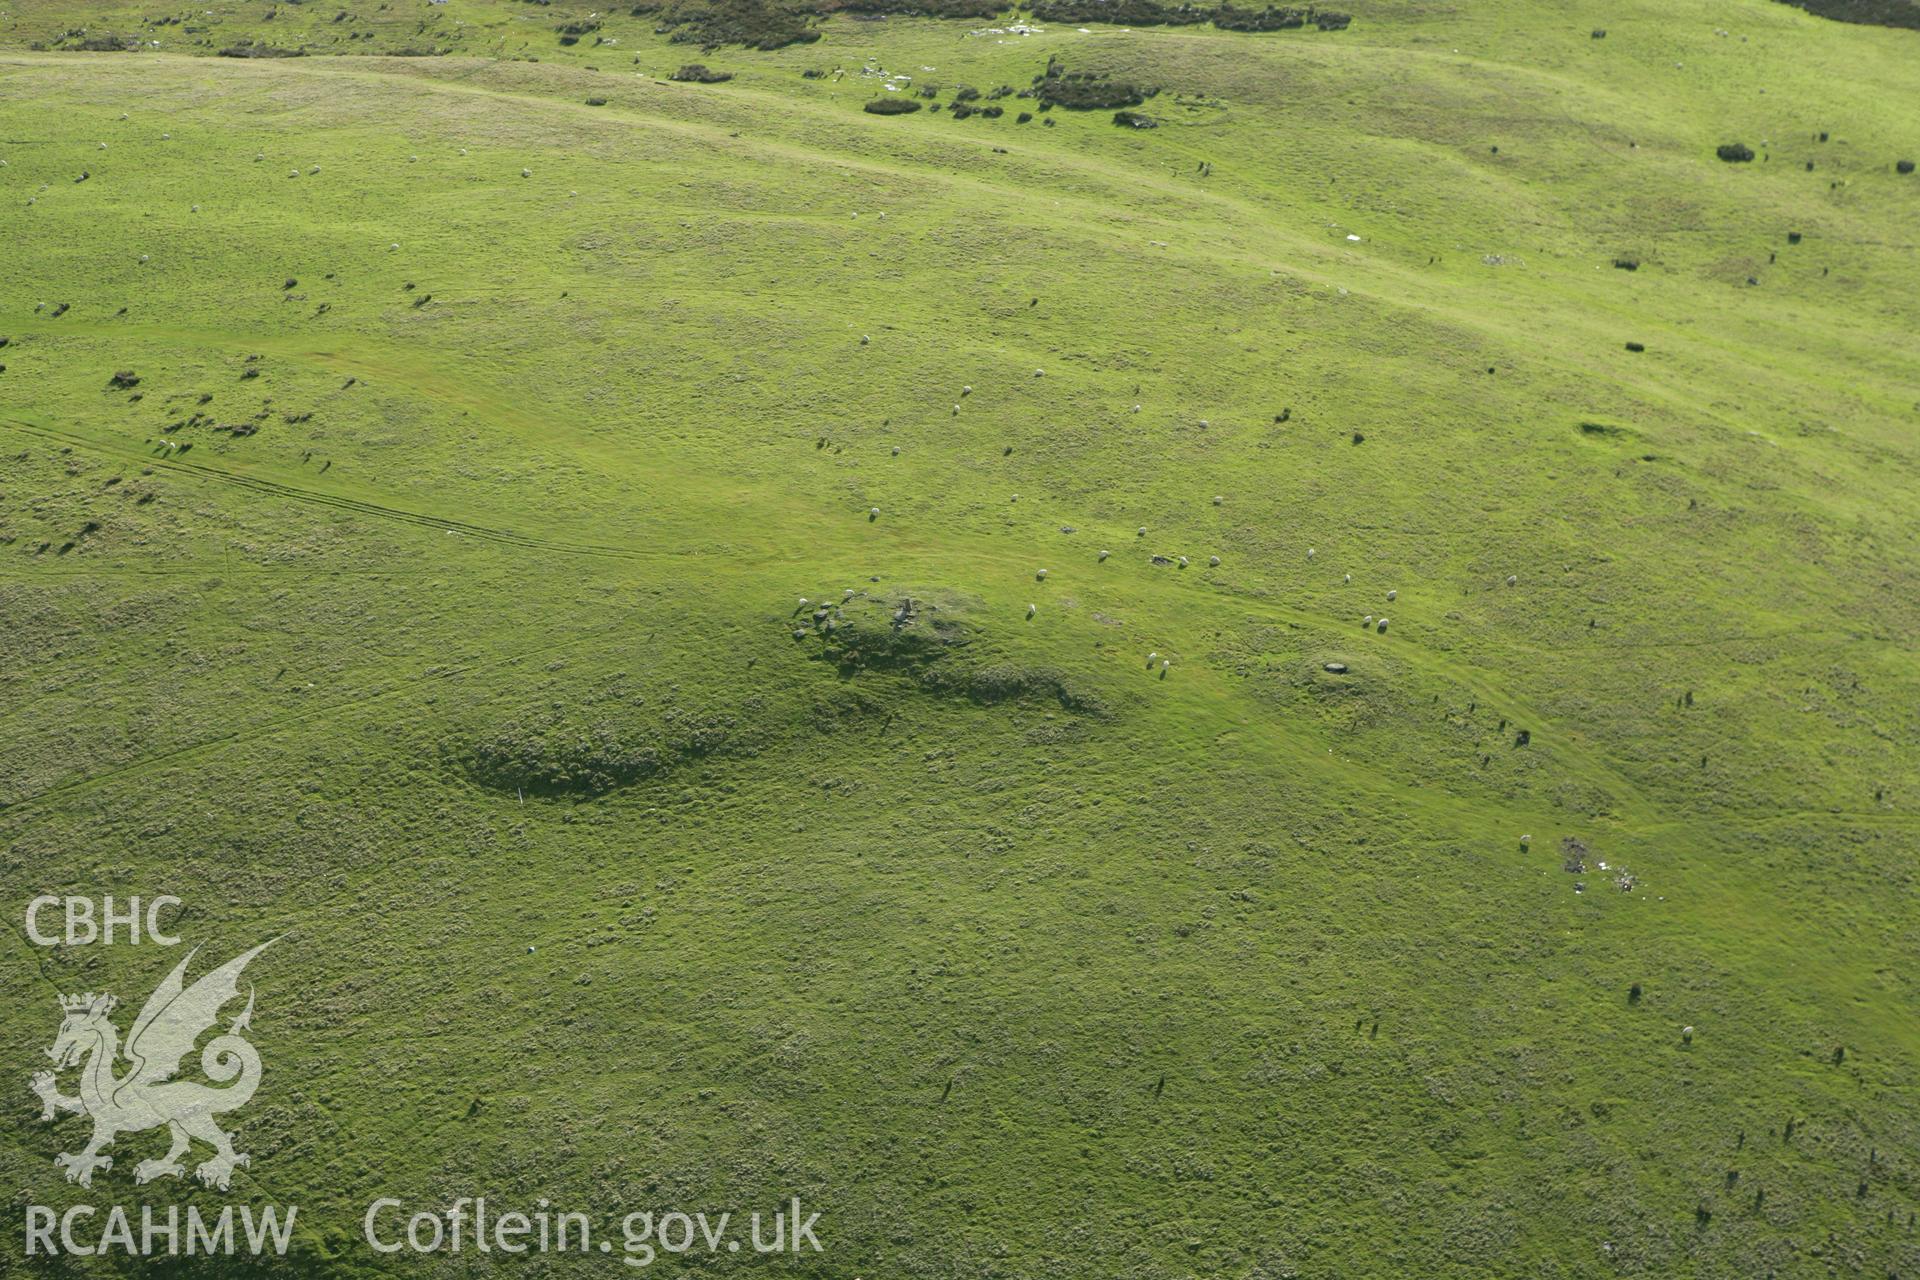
[1,0,1916,1275]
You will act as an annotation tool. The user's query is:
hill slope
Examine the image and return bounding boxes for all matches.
[2,0,1917,1275]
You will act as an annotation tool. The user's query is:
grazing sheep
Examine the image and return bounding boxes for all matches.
[869,507,880,520]
[1520,834,1532,846]
[1098,550,1110,561]
[1137,526,1147,537]
[961,385,972,396]
[1035,568,1049,580]
[798,597,810,606]
[891,446,900,456]
[1208,556,1221,567]
[1682,1025,1694,1045]
[1364,615,1373,627]
[1178,556,1190,568]
[521,168,531,178]
[1027,603,1037,618]
[1506,574,1517,586]
[1343,573,1351,584]
[1034,368,1044,377]
[1376,618,1389,633]
[1386,589,1396,602]
[861,335,871,345]
[1306,548,1316,560]
[1212,495,1224,505]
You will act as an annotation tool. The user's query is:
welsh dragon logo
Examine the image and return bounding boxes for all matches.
[29,940,275,1191]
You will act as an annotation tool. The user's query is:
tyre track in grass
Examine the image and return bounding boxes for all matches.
[3,415,657,563]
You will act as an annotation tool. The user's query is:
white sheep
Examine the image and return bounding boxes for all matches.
[1343,573,1351,584]
[521,167,531,177]
[1506,574,1518,587]
[1307,548,1316,560]
[1035,568,1049,580]
[1212,495,1223,505]
[1386,589,1397,601]
[1376,618,1389,632]
[1027,603,1037,617]
[1136,526,1147,537]
[1209,555,1221,567]
[1178,556,1190,568]
[1098,549,1110,561]
[961,385,972,396]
